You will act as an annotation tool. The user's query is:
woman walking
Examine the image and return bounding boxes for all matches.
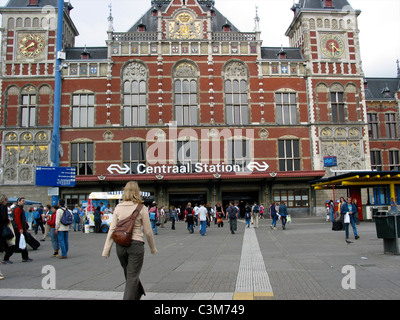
[102,181,157,300]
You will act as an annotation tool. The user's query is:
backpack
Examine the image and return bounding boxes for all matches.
[60,208,73,226]
[186,207,193,217]
[149,207,157,221]
[253,205,260,213]
[244,211,251,220]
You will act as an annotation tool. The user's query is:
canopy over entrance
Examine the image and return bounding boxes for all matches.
[312,171,400,200]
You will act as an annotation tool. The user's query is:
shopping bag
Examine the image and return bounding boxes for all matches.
[19,233,26,250]
[287,215,292,224]
[344,213,350,224]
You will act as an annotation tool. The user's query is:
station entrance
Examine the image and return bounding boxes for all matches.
[169,193,207,219]
[222,191,259,217]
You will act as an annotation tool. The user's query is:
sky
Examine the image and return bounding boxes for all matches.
[0,0,399,77]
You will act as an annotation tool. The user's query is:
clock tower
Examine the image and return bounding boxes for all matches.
[0,0,78,186]
[285,0,371,174]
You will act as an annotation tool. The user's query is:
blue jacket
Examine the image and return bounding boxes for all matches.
[279,204,288,216]
[340,202,356,214]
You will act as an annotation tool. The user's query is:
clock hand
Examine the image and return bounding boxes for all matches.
[22,42,35,50]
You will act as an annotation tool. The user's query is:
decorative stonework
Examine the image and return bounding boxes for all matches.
[1,130,51,185]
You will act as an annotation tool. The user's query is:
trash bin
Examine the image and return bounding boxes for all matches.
[373,209,400,255]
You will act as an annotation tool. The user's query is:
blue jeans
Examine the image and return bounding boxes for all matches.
[73,220,81,231]
[345,214,358,239]
[50,228,59,252]
[200,220,207,236]
[151,219,157,235]
[245,218,251,228]
[271,215,277,227]
[57,231,69,257]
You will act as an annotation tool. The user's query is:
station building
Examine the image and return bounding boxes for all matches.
[0,0,399,216]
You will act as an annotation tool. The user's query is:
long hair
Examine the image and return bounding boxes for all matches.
[0,194,7,204]
[122,181,143,204]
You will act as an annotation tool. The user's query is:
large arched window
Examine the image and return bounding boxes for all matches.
[224,61,249,125]
[173,61,199,126]
[122,61,148,126]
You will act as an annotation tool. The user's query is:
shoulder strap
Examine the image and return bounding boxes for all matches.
[130,204,144,220]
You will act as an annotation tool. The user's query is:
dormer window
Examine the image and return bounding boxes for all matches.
[381,86,391,98]
[137,21,146,32]
[28,0,39,6]
[324,0,333,8]
[81,47,90,60]
[277,47,287,59]
[222,21,231,32]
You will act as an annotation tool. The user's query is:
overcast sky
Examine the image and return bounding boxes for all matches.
[1,0,399,77]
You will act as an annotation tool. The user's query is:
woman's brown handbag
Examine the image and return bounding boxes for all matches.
[112,204,144,247]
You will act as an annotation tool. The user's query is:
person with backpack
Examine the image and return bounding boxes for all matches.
[279,202,288,230]
[148,202,159,235]
[34,206,45,235]
[244,203,252,228]
[226,201,238,234]
[215,202,224,228]
[252,202,260,228]
[184,203,195,234]
[55,199,71,259]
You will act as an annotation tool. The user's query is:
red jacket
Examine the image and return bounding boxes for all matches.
[47,212,57,228]
[14,206,28,231]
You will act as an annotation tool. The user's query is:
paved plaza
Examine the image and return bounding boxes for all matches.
[0,216,399,300]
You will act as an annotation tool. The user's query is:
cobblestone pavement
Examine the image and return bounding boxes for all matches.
[0,217,399,300]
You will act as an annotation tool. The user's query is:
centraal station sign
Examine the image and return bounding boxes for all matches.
[107,162,269,175]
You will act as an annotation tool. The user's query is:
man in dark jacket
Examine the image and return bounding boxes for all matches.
[226,201,238,234]
[10,197,32,262]
[279,202,288,230]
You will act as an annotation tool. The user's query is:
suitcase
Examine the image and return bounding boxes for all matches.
[332,220,343,231]
[25,232,41,250]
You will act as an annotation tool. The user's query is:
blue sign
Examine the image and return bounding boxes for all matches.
[35,166,76,187]
[323,156,337,168]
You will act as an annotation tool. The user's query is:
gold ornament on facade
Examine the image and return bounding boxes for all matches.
[169,13,201,40]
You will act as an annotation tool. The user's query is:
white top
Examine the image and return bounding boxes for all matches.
[198,206,208,221]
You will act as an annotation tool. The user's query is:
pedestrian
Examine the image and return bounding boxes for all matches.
[41,205,51,241]
[226,201,238,234]
[72,204,81,232]
[279,202,288,230]
[55,199,70,259]
[0,194,11,279]
[352,198,360,224]
[170,206,177,230]
[9,197,33,262]
[252,202,260,228]
[340,197,360,243]
[390,197,398,210]
[47,205,59,257]
[26,207,34,231]
[215,202,224,228]
[148,202,159,235]
[244,203,251,228]
[260,203,264,219]
[328,200,335,223]
[34,206,45,235]
[102,181,157,300]
[160,206,165,228]
[269,202,278,230]
[94,206,102,233]
[197,203,208,236]
[193,204,199,226]
[185,203,195,234]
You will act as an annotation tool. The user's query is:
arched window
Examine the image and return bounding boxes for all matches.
[330,84,345,123]
[20,85,37,127]
[122,62,148,126]
[224,61,249,125]
[173,61,198,126]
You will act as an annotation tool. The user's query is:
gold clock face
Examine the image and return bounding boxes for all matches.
[18,33,45,58]
[320,34,345,58]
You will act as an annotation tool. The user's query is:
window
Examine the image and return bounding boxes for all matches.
[225,79,248,125]
[278,140,300,171]
[175,79,198,126]
[385,113,397,139]
[389,150,400,171]
[177,140,198,172]
[367,113,379,139]
[71,142,94,175]
[123,80,147,126]
[331,92,345,123]
[370,150,382,171]
[72,94,95,127]
[227,139,251,170]
[64,193,88,208]
[275,92,297,125]
[122,62,148,126]
[21,94,36,127]
[123,142,146,174]
[224,61,249,125]
[273,189,309,207]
